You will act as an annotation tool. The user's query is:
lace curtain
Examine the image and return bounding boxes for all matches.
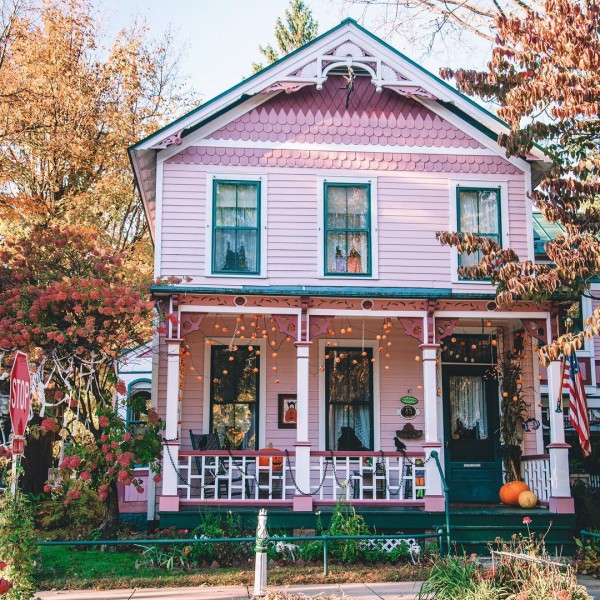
[449,375,488,439]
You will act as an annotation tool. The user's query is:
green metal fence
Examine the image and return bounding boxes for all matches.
[38,531,444,577]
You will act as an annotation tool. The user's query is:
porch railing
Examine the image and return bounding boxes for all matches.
[309,451,427,504]
[521,454,550,502]
[177,450,296,503]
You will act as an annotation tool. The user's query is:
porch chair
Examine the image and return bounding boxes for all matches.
[189,430,251,499]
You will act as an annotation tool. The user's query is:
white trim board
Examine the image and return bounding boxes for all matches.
[189,139,498,156]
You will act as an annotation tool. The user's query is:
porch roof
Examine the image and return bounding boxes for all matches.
[150,284,491,299]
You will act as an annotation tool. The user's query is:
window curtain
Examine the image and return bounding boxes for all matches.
[449,375,488,439]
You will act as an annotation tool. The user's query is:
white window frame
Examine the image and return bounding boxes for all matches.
[449,179,509,285]
[205,172,268,278]
[317,176,379,280]
[318,338,381,451]
[202,337,267,448]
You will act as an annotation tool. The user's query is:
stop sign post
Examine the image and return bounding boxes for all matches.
[9,351,31,493]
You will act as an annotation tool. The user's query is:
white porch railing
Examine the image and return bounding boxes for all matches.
[522,454,550,502]
[310,451,427,504]
[177,450,296,503]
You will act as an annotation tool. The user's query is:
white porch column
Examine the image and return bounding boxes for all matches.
[293,341,313,511]
[421,343,445,512]
[159,338,182,512]
[546,358,574,513]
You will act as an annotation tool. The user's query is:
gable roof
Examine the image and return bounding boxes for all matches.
[129,18,551,240]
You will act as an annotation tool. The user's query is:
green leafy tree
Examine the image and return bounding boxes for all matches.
[252,0,318,73]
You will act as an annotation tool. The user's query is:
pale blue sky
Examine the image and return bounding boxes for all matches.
[96,0,491,104]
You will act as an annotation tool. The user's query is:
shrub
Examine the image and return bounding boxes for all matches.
[0,494,37,600]
[326,500,370,563]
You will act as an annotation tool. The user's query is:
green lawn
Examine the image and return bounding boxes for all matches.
[37,547,429,591]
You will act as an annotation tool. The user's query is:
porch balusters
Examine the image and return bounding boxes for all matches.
[421,343,445,511]
[293,341,313,510]
[159,338,183,512]
[546,358,575,513]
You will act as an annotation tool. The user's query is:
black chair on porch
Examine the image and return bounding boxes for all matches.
[189,430,252,499]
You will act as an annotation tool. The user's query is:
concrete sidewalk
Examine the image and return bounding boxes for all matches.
[38,582,423,599]
[37,578,600,599]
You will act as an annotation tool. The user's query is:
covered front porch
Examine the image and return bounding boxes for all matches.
[154,291,573,516]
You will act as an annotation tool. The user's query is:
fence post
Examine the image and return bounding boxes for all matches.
[323,534,329,577]
[253,509,268,597]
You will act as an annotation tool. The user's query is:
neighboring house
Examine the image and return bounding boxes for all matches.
[115,343,154,520]
[129,19,588,534]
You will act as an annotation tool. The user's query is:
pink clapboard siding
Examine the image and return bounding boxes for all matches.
[160,166,526,289]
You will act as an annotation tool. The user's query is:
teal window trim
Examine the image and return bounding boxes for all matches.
[324,182,372,277]
[325,347,374,451]
[209,346,260,450]
[212,180,261,275]
[456,186,502,280]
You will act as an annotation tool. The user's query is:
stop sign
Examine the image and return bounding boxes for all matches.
[9,351,31,438]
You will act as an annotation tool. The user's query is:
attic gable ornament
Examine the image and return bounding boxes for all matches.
[260,40,439,101]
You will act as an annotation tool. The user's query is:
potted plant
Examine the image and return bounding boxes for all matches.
[497,345,530,504]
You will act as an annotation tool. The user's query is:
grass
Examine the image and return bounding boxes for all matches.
[36,546,429,591]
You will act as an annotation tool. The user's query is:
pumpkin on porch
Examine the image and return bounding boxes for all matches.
[518,490,538,509]
[259,443,283,471]
[499,480,529,505]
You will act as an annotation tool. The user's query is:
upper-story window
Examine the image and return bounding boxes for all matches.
[457,187,501,272]
[212,180,260,274]
[325,183,371,276]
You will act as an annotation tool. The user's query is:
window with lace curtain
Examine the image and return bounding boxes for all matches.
[457,187,501,277]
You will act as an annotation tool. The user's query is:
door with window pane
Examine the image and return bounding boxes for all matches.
[326,348,373,450]
[210,346,259,450]
[442,365,501,502]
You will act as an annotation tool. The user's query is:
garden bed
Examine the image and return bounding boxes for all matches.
[36,546,429,591]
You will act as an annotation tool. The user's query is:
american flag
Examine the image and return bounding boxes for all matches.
[563,353,592,457]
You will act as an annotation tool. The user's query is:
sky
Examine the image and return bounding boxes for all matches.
[95,0,492,106]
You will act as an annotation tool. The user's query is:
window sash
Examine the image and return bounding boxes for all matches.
[212,181,260,274]
[457,187,501,274]
[325,347,374,451]
[324,183,371,276]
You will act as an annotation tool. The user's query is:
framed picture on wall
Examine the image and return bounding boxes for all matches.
[278,394,297,429]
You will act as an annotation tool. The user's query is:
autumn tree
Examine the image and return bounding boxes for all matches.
[252,0,318,73]
[0,224,161,537]
[0,0,193,255]
[344,0,540,46]
[435,0,600,362]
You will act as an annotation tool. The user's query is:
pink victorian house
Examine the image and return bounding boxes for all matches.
[129,20,579,537]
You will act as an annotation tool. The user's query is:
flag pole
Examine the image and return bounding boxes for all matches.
[556,353,567,413]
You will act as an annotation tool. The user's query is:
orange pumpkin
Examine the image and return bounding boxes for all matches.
[499,480,530,505]
[259,445,283,471]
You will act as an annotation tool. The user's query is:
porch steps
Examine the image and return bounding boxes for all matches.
[444,509,577,555]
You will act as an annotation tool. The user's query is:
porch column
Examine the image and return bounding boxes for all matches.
[546,358,574,513]
[421,343,445,512]
[293,341,313,511]
[159,338,182,512]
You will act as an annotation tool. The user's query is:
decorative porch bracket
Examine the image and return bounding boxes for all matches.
[397,316,458,345]
[309,316,334,341]
[434,319,459,344]
[520,318,548,344]
[273,315,298,340]
[180,313,207,337]
[397,317,425,343]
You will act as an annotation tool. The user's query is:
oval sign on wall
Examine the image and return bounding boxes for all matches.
[400,405,419,419]
[400,395,418,405]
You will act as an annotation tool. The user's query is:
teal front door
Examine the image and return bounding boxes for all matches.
[443,365,502,503]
